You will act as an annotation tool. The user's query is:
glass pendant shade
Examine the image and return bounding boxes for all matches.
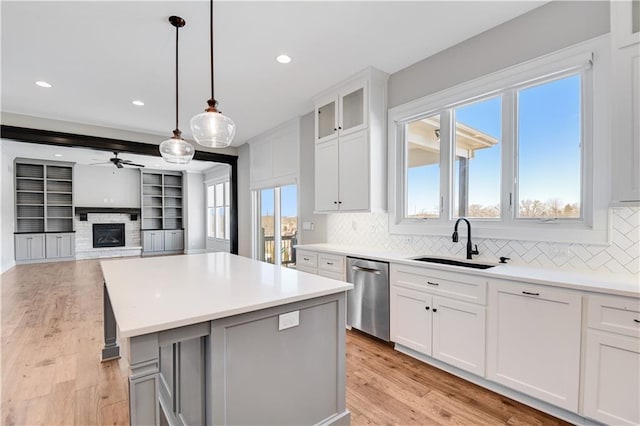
[159,134,195,164]
[190,110,236,148]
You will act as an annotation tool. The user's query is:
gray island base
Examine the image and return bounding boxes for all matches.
[100,252,352,425]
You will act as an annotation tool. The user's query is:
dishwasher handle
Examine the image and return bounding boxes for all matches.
[351,265,382,275]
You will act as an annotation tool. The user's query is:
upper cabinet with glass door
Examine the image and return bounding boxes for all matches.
[610,0,640,203]
[314,75,369,143]
[312,68,389,213]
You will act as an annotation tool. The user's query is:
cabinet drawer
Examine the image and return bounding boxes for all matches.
[319,253,344,274]
[588,295,640,338]
[297,250,317,268]
[391,264,487,305]
[296,265,317,275]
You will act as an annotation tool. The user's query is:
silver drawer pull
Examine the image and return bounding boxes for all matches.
[351,266,381,275]
[634,319,640,324]
[303,257,310,261]
[522,291,540,296]
[427,281,439,286]
[326,262,334,265]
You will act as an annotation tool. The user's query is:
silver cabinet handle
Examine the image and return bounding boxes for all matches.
[427,281,439,286]
[326,262,334,265]
[634,319,640,324]
[522,291,540,296]
[303,257,310,261]
[351,266,381,275]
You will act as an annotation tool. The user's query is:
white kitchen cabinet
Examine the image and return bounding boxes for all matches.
[316,131,370,212]
[610,0,640,203]
[14,234,45,261]
[313,67,388,213]
[164,230,184,252]
[390,285,432,355]
[583,294,640,425]
[487,280,582,412]
[45,233,75,259]
[432,296,486,376]
[315,80,367,143]
[142,230,165,253]
[390,264,487,376]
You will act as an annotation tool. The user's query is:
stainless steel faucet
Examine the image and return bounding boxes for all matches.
[452,218,479,260]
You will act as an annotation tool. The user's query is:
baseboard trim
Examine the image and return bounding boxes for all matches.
[186,249,207,255]
[1,261,16,275]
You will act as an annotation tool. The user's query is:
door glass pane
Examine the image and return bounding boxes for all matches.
[224,181,230,206]
[215,183,224,207]
[207,207,215,238]
[453,96,502,219]
[259,188,275,263]
[280,185,297,268]
[342,87,364,131]
[633,0,639,34]
[406,113,441,218]
[318,100,336,139]
[517,74,581,219]
[224,207,230,241]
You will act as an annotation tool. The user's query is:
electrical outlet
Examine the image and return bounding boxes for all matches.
[278,311,299,331]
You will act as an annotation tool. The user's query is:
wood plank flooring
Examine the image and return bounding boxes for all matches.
[1,259,570,425]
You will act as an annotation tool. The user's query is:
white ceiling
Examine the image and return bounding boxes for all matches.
[1,1,545,146]
[1,139,219,172]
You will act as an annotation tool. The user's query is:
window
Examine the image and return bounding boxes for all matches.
[207,181,230,240]
[253,185,297,267]
[389,38,610,244]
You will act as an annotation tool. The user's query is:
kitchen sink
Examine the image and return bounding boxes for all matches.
[411,257,496,269]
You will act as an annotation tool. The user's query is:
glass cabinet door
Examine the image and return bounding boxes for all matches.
[316,96,338,142]
[339,81,367,136]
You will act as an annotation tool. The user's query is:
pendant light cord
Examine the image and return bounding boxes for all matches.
[175,23,180,132]
[210,0,215,103]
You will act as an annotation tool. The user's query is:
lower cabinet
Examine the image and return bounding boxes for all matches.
[15,232,75,262]
[15,234,45,261]
[142,230,184,255]
[164,230,184,252]
[583,294,640,425]
[390,264,487,376]
[390,284,486,376]
[487,280,582,412]
[45,233,75,259]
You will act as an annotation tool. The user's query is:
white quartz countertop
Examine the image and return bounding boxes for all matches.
[101,252,353,338]
[295,243,640,298]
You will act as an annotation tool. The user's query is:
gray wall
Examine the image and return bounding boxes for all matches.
[237,143,252,257]
[184,172,206,253]
[389,0,610,108]
[298,112,327,244]
[1,143,15,272]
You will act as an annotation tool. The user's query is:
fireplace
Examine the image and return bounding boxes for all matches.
[93,223,125,248]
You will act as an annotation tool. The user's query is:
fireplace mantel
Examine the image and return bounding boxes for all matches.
[75,207,140,221]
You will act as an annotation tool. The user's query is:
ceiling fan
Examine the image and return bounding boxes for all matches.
[90,152,145,169]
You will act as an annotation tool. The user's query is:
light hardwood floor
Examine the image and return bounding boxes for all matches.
[1,259,569,425]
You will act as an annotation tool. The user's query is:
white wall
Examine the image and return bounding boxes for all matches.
[75,164,140,207]
[203,165,231,253]
[0,143,16,273]
[184,172,207,253]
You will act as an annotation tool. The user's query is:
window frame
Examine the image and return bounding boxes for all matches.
[206,178,230,242]
[388,36,610,244]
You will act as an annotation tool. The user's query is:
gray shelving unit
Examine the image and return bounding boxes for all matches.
[14,158,75,263]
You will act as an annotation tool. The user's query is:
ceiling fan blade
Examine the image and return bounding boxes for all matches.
[125,162,146,168]
[88,161,110,165]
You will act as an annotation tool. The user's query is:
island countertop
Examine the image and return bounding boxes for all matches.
[101,252,353,338]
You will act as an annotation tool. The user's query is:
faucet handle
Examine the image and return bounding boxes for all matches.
[499,256,511,264]
[472,244,479,255]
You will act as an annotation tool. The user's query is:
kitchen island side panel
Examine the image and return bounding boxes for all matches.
[209,292,349,425]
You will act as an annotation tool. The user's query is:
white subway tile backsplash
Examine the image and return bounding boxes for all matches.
[326,207,640,275]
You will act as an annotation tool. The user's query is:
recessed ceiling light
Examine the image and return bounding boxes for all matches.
[35,81,52,88]
[132,100,145,106]
[54,154,63,158]
[276,54,292,64]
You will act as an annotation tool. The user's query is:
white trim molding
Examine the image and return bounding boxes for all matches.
[387,35,611,245]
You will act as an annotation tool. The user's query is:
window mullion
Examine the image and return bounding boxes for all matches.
[274,187,282,265]
[502,91,516,225]
[439,109,453,221]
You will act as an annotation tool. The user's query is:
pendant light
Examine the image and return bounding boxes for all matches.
[189,0,236,148]
[160,16,195,164]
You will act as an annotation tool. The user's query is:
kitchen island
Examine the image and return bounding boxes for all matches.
[100,252,353,426]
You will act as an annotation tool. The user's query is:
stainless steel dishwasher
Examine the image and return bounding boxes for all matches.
[346,257,390,341]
